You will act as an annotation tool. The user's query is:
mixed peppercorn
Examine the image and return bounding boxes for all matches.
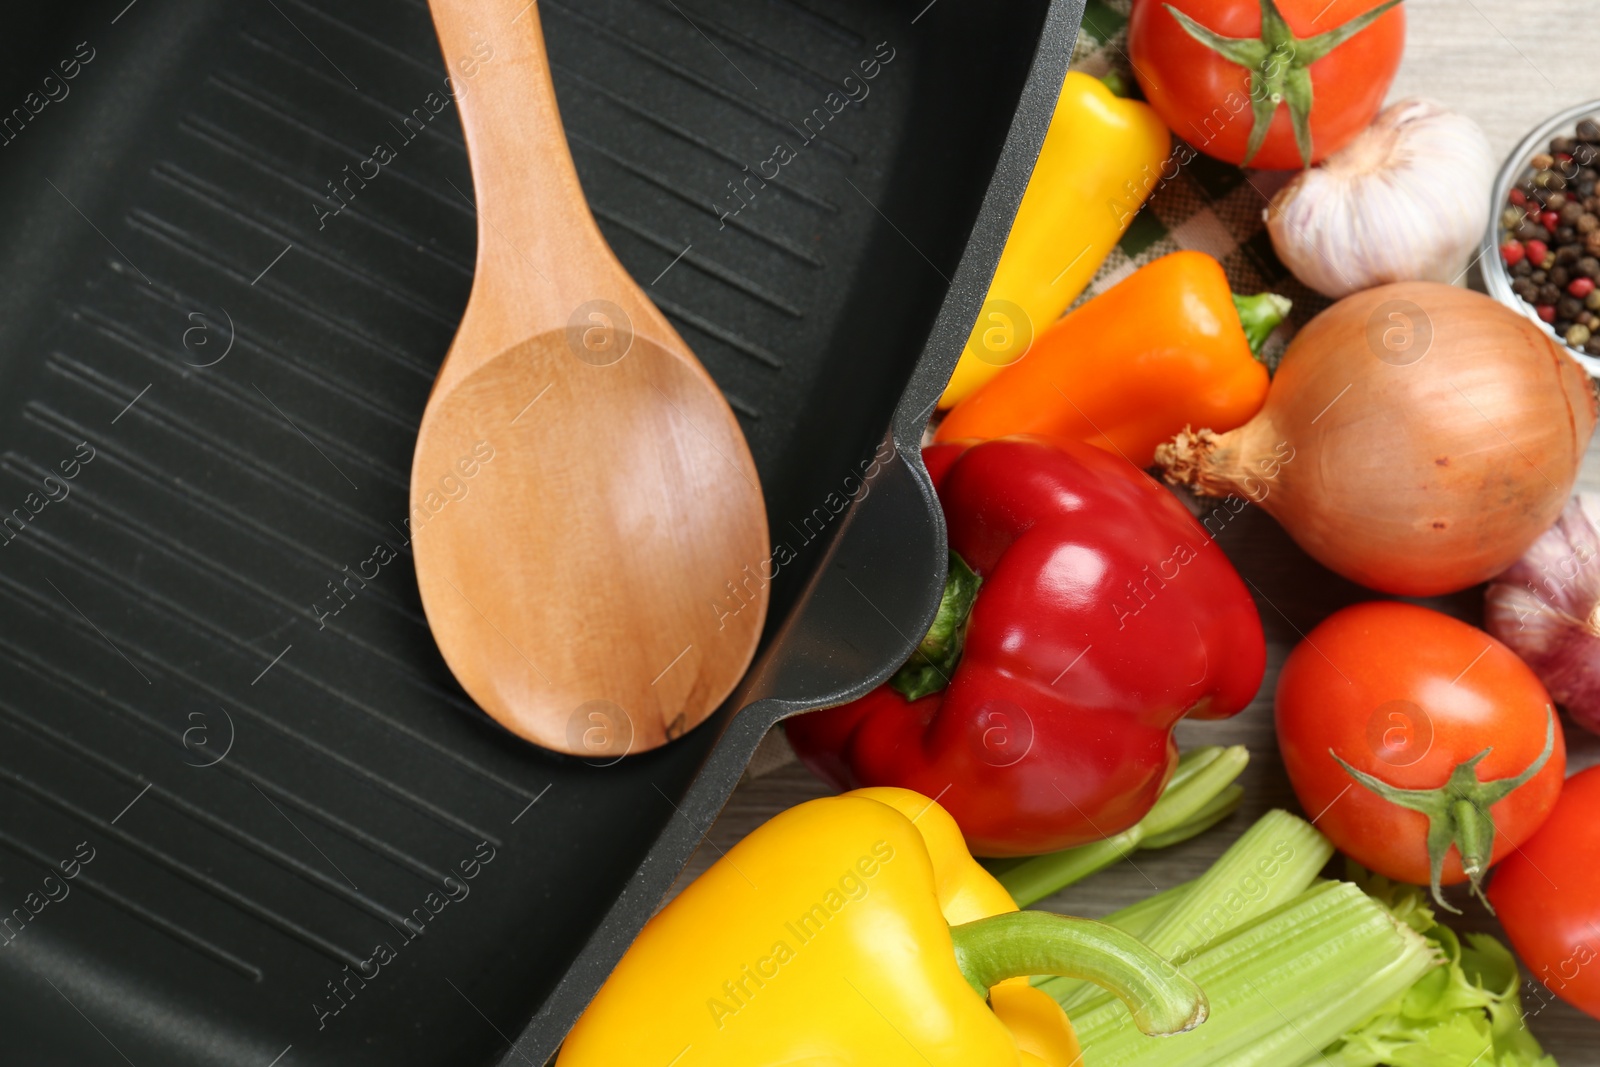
[1500,117,1600,355]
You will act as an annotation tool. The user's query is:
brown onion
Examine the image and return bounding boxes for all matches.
[1155,282,1596,596]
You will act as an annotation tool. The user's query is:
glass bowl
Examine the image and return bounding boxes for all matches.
[1482,96,1600,378]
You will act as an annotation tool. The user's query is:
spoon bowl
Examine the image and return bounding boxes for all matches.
[415,0,769,754]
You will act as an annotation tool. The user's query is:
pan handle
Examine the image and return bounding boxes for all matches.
[735,427,947,720]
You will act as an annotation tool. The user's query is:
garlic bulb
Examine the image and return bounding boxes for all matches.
[1485,493,1600,737]
[1265,99,1495,299]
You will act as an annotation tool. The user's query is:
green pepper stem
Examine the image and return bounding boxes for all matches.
[1331,706,1557,914]
[1232,292,1292,358]
[889,551,982,701]
[950,911,1208,1036]
[996,746,1250,907]
[1099,70,1133,98]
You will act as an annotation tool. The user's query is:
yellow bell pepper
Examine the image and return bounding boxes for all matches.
[939,71,1171,409]
[557,787,1205,1066]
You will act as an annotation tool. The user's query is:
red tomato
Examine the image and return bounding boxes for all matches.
[1128,0,1405,169]
[1275,602,1564,899]
[1489,766,1600,1021]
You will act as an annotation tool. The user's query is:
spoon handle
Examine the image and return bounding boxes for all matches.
[428,0,622,347]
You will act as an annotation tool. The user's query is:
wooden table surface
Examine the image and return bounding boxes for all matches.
[685,2,1600,1060]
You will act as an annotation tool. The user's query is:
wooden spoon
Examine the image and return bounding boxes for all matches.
[413,0,768,756]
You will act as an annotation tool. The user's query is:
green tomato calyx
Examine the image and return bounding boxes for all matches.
[1330,706,1556,914]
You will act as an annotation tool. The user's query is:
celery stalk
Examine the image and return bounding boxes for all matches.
[1070,882,1440,1066]
[997,746,1249,907]
[1139,785,1244,850]
[1042,809,1331,1010]
[1095,875,1330,941]
[1101,879,1195,941]
[1056,883,1369,1023]
[1131,809,1333,964]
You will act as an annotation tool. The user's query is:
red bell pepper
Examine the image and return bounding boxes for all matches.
[787,438,1266,856]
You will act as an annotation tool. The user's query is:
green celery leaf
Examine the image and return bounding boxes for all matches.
[1324,867,1559,1067]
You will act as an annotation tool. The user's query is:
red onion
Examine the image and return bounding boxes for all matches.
[1486,493,1600,736]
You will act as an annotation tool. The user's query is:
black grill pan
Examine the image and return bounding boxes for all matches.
[0,0,1080,1063]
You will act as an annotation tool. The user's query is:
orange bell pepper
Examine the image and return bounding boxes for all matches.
[934,251,1287,468]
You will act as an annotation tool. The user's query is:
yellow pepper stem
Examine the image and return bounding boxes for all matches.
[949,912,1207,1037]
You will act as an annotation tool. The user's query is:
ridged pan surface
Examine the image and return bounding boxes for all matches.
[0,0,1071,1063]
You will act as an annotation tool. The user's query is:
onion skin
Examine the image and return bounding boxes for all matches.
[1156,282,1597,596]
[1486,494,1600,736]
